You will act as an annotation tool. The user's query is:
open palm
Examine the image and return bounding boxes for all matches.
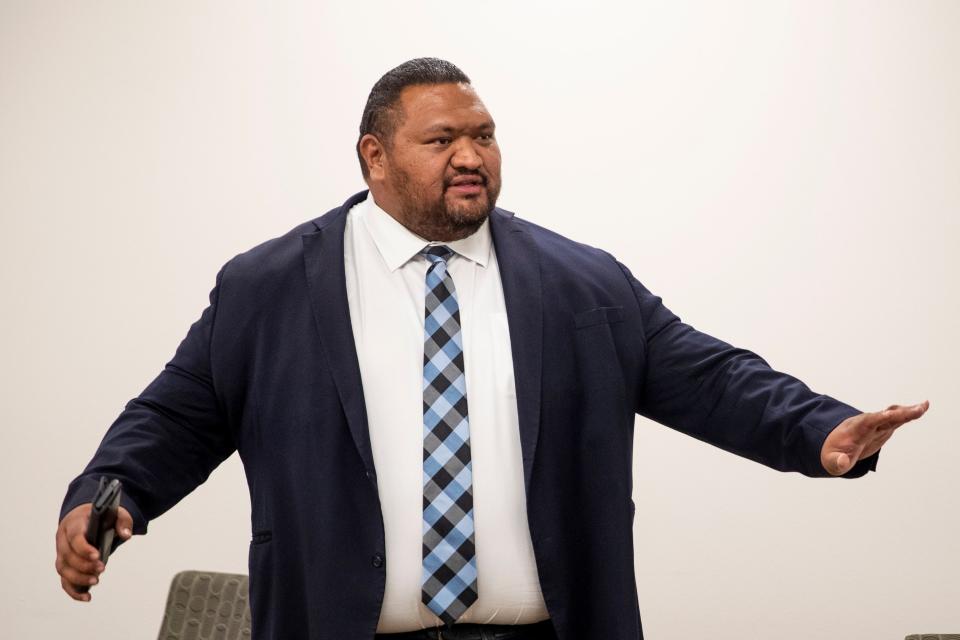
[821,400,930,476]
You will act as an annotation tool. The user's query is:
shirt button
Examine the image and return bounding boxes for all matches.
[372,553,384,568]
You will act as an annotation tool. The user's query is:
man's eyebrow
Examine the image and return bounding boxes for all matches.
[422,121,496,134]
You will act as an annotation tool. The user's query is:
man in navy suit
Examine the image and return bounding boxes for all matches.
[55,58,929,639]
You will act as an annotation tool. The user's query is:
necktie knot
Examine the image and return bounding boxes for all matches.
[420,244,454,265]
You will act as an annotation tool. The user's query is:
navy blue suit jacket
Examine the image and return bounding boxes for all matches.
[61,191,876,639]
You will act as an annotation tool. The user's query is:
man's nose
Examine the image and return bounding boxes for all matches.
[450,138,483,171]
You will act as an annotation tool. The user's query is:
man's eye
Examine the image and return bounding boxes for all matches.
[432,138,452,145]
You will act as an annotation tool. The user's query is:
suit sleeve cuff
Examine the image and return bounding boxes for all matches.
[59,475,149,538]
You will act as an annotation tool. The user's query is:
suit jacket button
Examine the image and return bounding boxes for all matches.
[372,553,384,568]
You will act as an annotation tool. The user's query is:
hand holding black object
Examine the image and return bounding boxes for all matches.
[55,479,134,603]
[75,478,122,593]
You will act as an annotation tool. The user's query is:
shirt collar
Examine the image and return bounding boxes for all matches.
[361,193,492,272]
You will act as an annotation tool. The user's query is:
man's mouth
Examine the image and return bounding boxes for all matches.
[446,175,486,196]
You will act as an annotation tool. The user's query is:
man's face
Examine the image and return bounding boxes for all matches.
[367,82,502,240]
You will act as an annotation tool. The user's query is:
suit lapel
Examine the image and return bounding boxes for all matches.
[301,192,377,486]
[489,208,544,497]
[300,194,545,497]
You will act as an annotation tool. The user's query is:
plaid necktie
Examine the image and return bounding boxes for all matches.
[420,245,478,626]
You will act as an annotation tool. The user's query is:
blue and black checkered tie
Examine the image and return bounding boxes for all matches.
[420,245,478,626]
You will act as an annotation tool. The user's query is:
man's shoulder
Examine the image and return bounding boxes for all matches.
[218,193,360,284]
[492,205,622,271]
[216,219,316,288]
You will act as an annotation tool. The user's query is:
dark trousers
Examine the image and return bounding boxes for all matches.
[374,619,557,640]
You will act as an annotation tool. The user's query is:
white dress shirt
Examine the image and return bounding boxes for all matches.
[343,193,550,632]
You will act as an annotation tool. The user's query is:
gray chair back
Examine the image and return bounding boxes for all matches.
[157,570,252,639]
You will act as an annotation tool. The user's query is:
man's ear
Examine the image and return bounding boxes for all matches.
[359,134,387,181]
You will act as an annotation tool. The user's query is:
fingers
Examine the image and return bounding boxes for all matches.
[856,400,930,437]
[55,504,103,602]
[56,529,103,576]
[114,506,133,541]
[56,553,100,593]
[61,575,93,602]
[878,400,930,431]
[885,400,929,418]
[67,528,100,564]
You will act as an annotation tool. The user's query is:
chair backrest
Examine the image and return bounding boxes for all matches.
[905,635,960,639]
[157,570,252,640]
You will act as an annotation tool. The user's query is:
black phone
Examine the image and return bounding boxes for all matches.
[77,477,122,594]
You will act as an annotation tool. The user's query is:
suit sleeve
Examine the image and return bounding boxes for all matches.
[615,260,877,478]
[58,264,236,534]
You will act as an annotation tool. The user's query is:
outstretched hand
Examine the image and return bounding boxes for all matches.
[821,400,930,476]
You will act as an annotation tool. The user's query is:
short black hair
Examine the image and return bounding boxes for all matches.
[356,58,471,179]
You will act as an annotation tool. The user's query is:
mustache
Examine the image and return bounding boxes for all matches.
[443,171,487,189]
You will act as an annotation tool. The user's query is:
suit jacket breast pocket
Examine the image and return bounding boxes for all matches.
[573,305,624,329]
[571,306,627,400]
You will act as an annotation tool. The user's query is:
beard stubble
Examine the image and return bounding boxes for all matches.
[390,165,500,241]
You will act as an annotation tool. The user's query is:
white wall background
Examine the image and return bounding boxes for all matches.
[1,1,957,638]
